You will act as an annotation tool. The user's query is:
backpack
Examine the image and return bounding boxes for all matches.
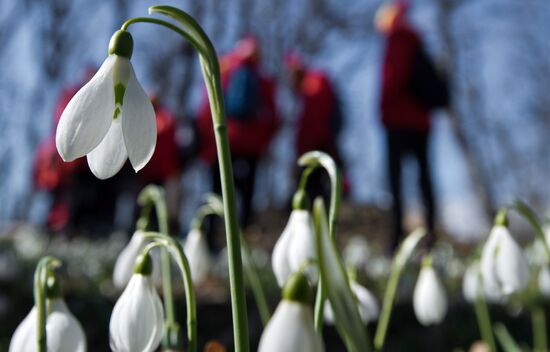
[224,66,260,121]
[409,45,450,108]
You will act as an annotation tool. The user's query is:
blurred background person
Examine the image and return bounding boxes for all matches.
[285,53,347,204]
[197,36,280,249]
[376,0,449,251]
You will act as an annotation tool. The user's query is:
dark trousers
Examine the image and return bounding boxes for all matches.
[208,157,258,250]
[386,129,436,250]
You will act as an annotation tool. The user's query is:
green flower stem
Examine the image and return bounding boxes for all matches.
[138,185,178,348]
[142,232,197,352]
[240,234,271,326]
[373,228,426,351]
[191,193,271,326]
[512,201,550,261]
[33,256,62,352]
[494,323,521,352]
[297,151,342,331]
[143,7,250,350]
[531,306,547,352]
[473,293,497,352]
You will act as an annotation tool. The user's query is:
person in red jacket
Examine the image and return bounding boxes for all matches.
[197,36,280,230]
[377,0,436,250]
[285,54,346,203]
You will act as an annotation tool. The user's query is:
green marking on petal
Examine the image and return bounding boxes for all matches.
[114,83,126,106]
[113,107,121,120]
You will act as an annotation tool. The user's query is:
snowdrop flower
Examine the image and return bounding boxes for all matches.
[272,206,317,287]
[480,224,530,299]
[413,262,447,326]
[113,230,159,289]
[56,30,156,179]
[258,272,324,352]
[110,253,164,352]
[538,265,550,298]
[462,261,482,303]
[183,228,212,284]
[343,235,370,270]
[9,298,86,352]
[324,281,379,325]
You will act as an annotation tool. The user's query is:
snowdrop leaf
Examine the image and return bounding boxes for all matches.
[313,198,369,352]
[56,55,116,161]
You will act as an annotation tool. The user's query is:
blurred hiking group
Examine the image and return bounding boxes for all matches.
[32,1,449,252]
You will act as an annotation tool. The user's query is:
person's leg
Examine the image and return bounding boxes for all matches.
[413,132,436,246]
[238,157,258,228]
[387,130,404,252]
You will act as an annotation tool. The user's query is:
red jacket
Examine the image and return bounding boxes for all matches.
[197,56,280,164]
[381,23,430,132]
[296,70,339,156]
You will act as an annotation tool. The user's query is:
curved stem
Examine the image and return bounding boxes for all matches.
[494,323,521,352]
[121,17,204,54]
[140,6,249,351]
[297,151,342,331]
[138,185,178,348]
[33,256,61,352]
[373,228,426,351]
[512,201,550,261]
[142,232,197,352]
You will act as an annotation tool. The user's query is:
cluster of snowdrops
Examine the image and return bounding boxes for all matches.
[8,5,550,352]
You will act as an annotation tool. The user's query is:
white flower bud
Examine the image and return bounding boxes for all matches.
[413,265,447,326]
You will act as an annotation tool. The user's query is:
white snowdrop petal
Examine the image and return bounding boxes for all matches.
[9,300,86,352]
[350,282,379,323]
[9,308,37,352]
[539,265,550,298]
[495,229,530,295]
[113,231,146,289]
[287,211,317,282]
[122,65,156,172]
[480,227,504,300]
[462,262,482,303]
[56,55,116,161]
[47,299,87,352]
[86,118,127,179]
[184,229,212,284]
[272,218,294,287]
[258,301,324,352]
[413,266,447,326]
[109,275,164,352]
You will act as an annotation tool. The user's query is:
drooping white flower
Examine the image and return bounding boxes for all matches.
[113,230,159,289]
[109,272,164,352]
[462,261,482,303]
[272,209,317,287]
[56,30,156,179]
[343,235,370,270]
[258,273,324,352]
[538,265,550,298]
[413,264,447,326]
[183,228,212,284]
[324,281,379,325]
[480,225,530,299]
[9,298,86,352]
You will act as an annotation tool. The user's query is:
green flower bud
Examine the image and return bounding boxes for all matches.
[282,272,312,304]
[494,208,509,227]
[45,272,62,299]
[134,252,153,276]
[292,189,310,211]
[108,30,134,58]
